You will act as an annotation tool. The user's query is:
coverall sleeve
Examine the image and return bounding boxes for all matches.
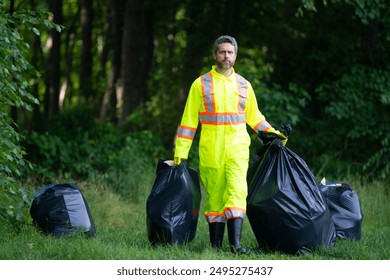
[245,82,273,133]
[174,79,202,159]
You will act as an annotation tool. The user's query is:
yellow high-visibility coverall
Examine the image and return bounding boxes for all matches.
[174,66,273,223]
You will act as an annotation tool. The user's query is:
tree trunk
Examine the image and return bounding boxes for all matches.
[99,0,125,122]
[119,0,152,124]
[44,0,63,117]
[79,0,93,101]
[61,11,78,109]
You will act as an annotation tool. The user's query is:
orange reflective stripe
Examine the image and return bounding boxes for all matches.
[224,207,246,220]
[254,120,271,132]
[201,72,215,112]
[236,74,247,112]
[205,213,226,223]
[199,112,246,125]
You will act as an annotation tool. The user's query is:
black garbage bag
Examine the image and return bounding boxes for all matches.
[146,159,201,245]
[320,180,363,240]
[247,140,336,254]
[30,183,96,237]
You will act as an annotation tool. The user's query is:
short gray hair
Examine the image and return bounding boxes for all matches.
[213,35,238,54]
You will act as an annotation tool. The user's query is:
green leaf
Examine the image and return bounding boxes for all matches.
[32,27,40,36]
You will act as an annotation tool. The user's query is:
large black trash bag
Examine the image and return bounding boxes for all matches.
[320,180,363,240]
[146,159,201,245]
[30,183,96,237]
[247,140,336,254]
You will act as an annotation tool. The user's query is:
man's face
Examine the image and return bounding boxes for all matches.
[214,43,236,70]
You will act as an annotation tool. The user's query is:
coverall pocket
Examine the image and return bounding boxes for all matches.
[199,128,219,167]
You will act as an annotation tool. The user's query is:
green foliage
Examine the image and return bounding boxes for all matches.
[0,0,61,227]
[103,132,162,202]
[22,110,111,179]
[0,113,26,177]
[298,0,388,19]
[22,107,167,200]
[298,0,390,41]
[144,61,189,149]
[0,11,37,110]
[253,83,311,127]
[0,181,31,229]
[0,113,31,227]
[208,33,312,129]
[336,0,389,25]
[317,65,390,179]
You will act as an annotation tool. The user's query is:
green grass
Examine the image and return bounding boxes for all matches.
[0,177,389,260]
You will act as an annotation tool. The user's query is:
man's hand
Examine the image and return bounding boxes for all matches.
[264,127,288,146]
[174,157,182,165]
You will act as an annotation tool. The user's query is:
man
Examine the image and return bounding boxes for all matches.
[174,35,287,254]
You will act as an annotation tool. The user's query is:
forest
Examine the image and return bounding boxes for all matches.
[1,0,389,226]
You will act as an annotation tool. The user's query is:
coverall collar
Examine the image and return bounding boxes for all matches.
[211,65,236,79]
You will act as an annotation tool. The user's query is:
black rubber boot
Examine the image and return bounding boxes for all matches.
[209,222,225,250]
[227,218,247,254]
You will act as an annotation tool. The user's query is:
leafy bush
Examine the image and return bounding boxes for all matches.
[0,0,60,227]
[22,107,168,200]
[0,181,31,229]
[22,106,120,180]
[0,113,32,227]
[254,82,311,127]
[103,132,163,202]
[317,65,390,179]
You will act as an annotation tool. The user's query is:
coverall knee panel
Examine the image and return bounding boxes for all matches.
[223,158,248,211]
[200,158,248,217]
[200,164,226,214]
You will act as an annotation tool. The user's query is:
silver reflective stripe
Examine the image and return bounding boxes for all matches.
[199,113,246,124]
[201,72,214,112]
[255,120,272,132]
[205,215,226,223]
[224,208,246,220]
[236,74,247,112]
[178,127,196,139]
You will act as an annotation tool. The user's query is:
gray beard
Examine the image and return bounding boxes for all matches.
[217,61,234,69]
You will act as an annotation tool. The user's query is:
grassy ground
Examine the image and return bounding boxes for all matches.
[0,177,389,260]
